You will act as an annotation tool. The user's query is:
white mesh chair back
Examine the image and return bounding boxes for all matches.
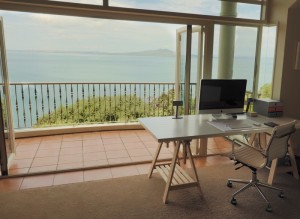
[266,120,296,162]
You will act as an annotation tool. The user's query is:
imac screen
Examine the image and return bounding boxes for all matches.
[199,79,247,114]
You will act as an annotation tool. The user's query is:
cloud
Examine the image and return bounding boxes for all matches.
[1,2,274,55]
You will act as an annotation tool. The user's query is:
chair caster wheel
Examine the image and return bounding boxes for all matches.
[266,204,272,212]
[227,181,232,188]
[278,192,284,198]
[231,198,237,205]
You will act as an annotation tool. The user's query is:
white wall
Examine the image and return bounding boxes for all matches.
[280,1,300,155]
[269,0,296,100]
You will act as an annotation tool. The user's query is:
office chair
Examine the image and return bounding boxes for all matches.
[227,120,296,212]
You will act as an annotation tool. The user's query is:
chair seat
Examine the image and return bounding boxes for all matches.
[234,146,266,169]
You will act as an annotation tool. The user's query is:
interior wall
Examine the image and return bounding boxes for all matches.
[281,1,300,119]
[268,0,296,100]
[280,1,300,156]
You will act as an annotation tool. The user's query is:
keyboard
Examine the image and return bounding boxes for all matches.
[226,120,253,129]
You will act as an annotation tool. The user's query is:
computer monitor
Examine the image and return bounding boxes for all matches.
[199,79,247,116]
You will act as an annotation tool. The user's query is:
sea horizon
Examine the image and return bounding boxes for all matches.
[6,49,273,89]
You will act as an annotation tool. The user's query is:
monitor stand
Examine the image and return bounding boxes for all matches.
[211,113,236,120]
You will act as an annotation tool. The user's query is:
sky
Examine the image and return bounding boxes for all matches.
[0,0,274,56]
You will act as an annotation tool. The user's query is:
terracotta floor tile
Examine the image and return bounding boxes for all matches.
[39,142,61,150]
[29,165,57,173]
[9,168,29,175]
[0,178,23,192]
[84,159,108,167]
[111,165,139,178]
[130,156,153,162]
[53,171,84,185]
[61,141,82,148]
[60,147,83,155]
[10,159,33,169]
[31,157,58,167]
[35,149,60,158]
[83,145,105,153]
[108,158,132,165]
[20,174,54,189]
[143,141,159,148]
[82,133,101,140]
[18,137,42,144]
[57,162,84,170]
[119,131,138,137]
[83,152,107,161]
[106,150,129,159]
[62,134,83,142]
[83,168,112,181]
[102,138,123,145]
[104,143,126,151]
[14,151,37,160]
[7,130,233,192]
[121,136,141,143]
[16,144,39,152]
[58,154,83,164]
[100,131,120,139]
[157,153,173,159]
[147,147,172,155]
[83,139,103,147]
[135,130,151,136]
[127,148,151,157]
[124,142,146,149]
[41,135,63,142]
[139,136,156,142]
[207,143,221,149]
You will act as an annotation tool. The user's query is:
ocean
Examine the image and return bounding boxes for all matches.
[6,50,273,89]
[4,50,273,128]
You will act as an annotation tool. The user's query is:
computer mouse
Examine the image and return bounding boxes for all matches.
[253,122,261,126]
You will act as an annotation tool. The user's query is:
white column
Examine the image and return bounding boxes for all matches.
[217,1,237,79]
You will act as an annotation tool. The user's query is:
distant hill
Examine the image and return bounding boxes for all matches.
[10,49,176,57]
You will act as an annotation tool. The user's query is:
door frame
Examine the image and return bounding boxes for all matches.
[175,24,213,115]
[0,17,16,175]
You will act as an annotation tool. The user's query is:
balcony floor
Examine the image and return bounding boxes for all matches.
[0,130,232,191]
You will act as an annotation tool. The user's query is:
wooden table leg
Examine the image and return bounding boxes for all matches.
[288,146,299,180]
[198,138,208,156]
[186,141,203,196]
[148,142,163,178]
[267,145,299,185]
[163,141,181,204]
[268,158,278,185]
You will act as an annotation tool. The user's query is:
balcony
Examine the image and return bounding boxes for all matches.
[3,82,241,177]
[5,129,232,189]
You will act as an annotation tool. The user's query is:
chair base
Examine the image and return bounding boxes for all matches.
[227,170,284,212]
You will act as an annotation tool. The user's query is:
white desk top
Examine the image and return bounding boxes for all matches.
[138,114,299,142]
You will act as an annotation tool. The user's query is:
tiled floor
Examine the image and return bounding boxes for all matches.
[0,130,232,192]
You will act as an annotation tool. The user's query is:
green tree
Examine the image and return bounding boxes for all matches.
[35,89,177,127]
[259,83,272,98]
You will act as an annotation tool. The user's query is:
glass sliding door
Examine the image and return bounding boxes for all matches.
[175,25,205,115]
[0,17,15,176]
[257,25,277,98]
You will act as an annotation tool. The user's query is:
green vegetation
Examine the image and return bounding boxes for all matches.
[35,90,176,127]
[259,83,272,98]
